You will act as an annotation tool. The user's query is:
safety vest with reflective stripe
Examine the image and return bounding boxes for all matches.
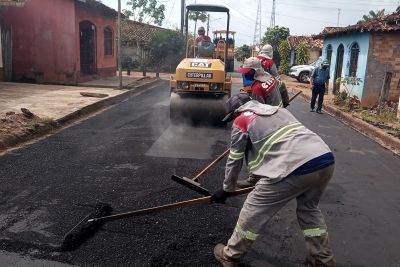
[223,101,331,192]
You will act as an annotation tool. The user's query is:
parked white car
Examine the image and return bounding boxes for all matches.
[289,58,322,83]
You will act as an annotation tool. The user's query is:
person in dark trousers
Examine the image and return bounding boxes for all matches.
[212,92,336,267]
[310,59,330,114]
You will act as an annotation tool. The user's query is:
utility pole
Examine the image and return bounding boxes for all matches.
[253,0,261,46]
[117,0,122,90]
[207,14,210,36]
[181,0,185,35]
[270,0,276,28]
[337,8,341,26]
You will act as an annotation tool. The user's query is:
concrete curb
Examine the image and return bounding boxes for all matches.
[0,78,164,153]
[290,87,400,156]
[77,76,150,89]
[57,78,163,124]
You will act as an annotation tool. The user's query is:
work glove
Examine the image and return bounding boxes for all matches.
[211,189,230,204]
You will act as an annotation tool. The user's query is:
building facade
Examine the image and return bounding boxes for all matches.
[317,13,400,107]
[287,35,323,66]
[0,0,117,84]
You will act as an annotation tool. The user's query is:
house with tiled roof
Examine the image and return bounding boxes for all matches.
[121,19,171,69]
[0,0,118,84]
[287,35,323,65]
[314,11,400,106]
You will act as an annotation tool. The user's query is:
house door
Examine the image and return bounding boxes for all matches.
[333,44,344,94]
[79,21,96,75]
[1,24,12,81]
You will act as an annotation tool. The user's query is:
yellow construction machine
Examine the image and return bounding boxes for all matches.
[170,4,232,124]
[213,30,236,72]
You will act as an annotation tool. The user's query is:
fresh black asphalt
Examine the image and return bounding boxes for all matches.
[0,80,399,266]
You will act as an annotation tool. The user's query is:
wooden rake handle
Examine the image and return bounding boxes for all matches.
[192,149,230,181]
[88,186,255,223]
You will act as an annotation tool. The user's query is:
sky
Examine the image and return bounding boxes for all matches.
[102,0,399,46]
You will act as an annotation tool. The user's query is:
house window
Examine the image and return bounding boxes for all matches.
[326,44,332,66]
[349,42,359,77]
[104,27,113,56]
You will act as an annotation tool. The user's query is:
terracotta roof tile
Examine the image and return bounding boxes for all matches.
[121,19,169,44]
[287,35,323,49]
[75,0,118,17]
[314,11,400,38]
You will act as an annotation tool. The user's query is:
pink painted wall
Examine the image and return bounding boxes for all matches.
[75,5,117,81]
[1,0,76,83]
[0,0,117,84]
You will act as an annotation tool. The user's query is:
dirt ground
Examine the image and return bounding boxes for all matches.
[0,77,160,152]
[0,111,57,150]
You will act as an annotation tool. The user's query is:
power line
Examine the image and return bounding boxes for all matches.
[166,0,176,23]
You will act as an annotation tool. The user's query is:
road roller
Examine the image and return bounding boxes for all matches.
[170,4,232,125]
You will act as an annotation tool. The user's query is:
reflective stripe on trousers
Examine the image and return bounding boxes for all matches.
[223,165,335,264]
[304,228,327,237]
[235,223,259,241]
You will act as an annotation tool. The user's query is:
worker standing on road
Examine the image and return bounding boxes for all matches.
[257,44,290,108]
[239,57,282,107]
[239,57,283,188]
[212,92,336,267]
[310,59,330,114]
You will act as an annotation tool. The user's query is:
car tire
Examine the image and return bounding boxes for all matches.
[298,72,310,83]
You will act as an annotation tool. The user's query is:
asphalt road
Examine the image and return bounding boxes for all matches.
[1,80,400,267]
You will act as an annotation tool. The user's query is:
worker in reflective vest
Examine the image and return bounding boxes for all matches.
[212,92,336,267]
[257,44,290,108]
[240,57,282,107]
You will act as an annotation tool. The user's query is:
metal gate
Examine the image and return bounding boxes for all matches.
[1,24,12,81]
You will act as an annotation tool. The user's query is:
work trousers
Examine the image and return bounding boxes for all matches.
[224,165,336,267]
[311,84,326,111]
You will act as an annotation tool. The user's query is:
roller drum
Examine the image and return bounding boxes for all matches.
[170,92,229,125]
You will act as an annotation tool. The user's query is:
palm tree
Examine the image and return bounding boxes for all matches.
[362,9,385,20]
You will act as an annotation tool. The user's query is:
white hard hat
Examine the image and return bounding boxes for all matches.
[239,57,262,73]
[259,44,273,59]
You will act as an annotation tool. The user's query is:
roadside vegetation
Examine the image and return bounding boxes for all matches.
[334,77,399,138]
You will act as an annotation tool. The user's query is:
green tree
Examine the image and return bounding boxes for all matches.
[261,26,290,66]
[235,45,251,61]
[296,41,310,65]
[278,40,290,74]
[396,6,400,12]
[188,11,208,37]
[362,9,385,20]
[125,0,166,26]
[148,30,185,74]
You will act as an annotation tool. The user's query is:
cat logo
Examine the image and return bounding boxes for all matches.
[190,62,212,68]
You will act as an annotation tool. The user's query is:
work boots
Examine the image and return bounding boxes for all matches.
[214,244,240,267]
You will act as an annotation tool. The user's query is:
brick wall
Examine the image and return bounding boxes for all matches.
[364,32,400,106]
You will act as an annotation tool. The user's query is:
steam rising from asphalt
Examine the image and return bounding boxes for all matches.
[145,93,229,159]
